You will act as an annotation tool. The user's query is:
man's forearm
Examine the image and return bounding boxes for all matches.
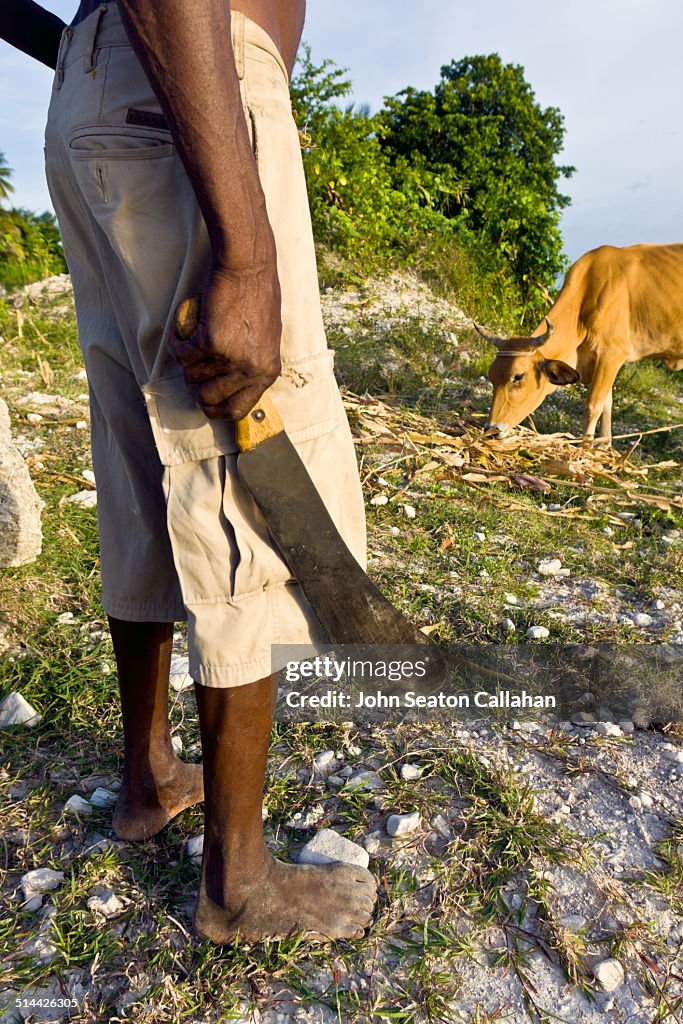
[0,0,65,69]
[117,0,274,272]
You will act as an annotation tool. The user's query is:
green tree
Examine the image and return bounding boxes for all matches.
[291,46,467,271]
[378,54,574,308]
[0,151,14,204]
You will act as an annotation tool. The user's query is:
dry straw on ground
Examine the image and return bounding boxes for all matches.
[344,392,683,515]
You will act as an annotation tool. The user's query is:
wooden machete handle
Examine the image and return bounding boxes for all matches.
[174,294,284,452]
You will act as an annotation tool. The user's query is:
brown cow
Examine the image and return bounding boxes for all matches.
[479,243,683,442]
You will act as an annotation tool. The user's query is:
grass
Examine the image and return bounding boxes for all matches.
[0,271,682,1022]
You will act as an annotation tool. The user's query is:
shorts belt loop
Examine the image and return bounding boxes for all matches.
[84,4,109,73]
[53,25,73,90]
[232,10,245,80]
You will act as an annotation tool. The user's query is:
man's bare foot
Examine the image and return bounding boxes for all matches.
[113,759,204,841]
[194,854,377,942]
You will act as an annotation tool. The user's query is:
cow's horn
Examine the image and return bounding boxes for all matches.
[529,317,555,348]
[473,322,506,348]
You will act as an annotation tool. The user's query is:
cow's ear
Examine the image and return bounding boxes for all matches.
[540,359,580,386]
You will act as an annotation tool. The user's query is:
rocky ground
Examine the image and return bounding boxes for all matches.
[1,274,682,1023]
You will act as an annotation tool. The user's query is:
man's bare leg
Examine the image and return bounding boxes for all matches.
[108,618,204,841]
[194,676,377,942]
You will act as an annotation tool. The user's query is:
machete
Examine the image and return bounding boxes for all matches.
[175,296,446,673]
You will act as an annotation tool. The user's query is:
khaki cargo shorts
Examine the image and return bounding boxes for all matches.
[44,3,366,686]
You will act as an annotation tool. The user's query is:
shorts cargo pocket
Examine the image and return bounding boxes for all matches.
[141,350,340,604]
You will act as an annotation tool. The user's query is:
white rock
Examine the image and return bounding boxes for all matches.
[169,653,193,692]
[64,794,93,816]
[400,764,423,781]
[616,512,636,521]
[526,626,549,640]
[547,504,562,512]
[23,893,44,912]
[21,869,64,900]
[89,787,116,808]
[594,722,623,737]
[186,833,204,864]
[362,832,384,856]
[618,720,635,735]
[431,813,451,838]
[639,792,654,808]
[87,891,123,919]
[537,558,563,576]
[629,796,642,811]
[370,495,388,506]
[81,469,96,484]
[313,750,337,776]
[56,611,74,624]
[474,532,486,542]
[632,612,653,628]
[23,933,58,963]
[504,593,519,605]
[559,913,587,931]
[663,749,683,764]
[386,812,420,837]
[593,958,624,992]
[389,526,400,538]
[501,617,516,634]
[0,397,45,567]
[346,770,383,792]
[652,599,666,611]
[67,489,97,508]
[403,505,416,519]
[171,734,183,755]
[0,692,41,728]
[297,829,369,869]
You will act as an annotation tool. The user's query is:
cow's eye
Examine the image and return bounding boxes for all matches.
[513,372,526,383]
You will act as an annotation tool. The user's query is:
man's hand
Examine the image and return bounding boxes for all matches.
[169,261,282,422]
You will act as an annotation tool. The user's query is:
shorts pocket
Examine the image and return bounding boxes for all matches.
[142,350,341,603]
[142,349,339,465]
[69,124,174,160]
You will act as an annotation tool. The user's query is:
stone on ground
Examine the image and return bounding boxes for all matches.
[0,692,41,728]
[0,397,42,567]
[297,829,370,869]
[386,811,420,837]
[592,958,625,991]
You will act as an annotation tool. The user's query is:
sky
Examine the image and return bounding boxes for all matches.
[1,0,682,261]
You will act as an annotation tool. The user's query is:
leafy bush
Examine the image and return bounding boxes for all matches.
[0,207,67,288]
[292,47,573,327]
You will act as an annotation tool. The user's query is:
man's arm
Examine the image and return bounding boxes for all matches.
[117,1,282,422]
[0,0,65,69]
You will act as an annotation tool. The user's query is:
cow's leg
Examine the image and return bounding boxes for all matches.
[583,363,618,444]
[597,387,613,443]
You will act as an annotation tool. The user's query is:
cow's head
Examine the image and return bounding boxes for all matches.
[475,319,580,435]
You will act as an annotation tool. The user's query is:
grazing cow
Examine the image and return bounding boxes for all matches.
[478,243,683,442]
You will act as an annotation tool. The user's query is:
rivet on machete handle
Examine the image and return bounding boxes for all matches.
[173,294,284,452]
